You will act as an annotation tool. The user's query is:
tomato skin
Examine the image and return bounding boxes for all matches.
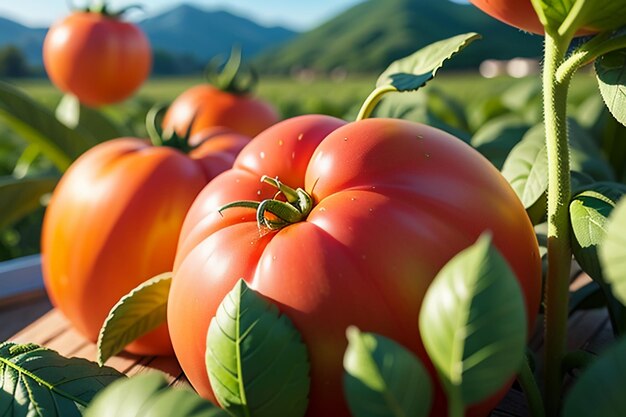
[43,12,151,107]
[470,0,618,35]
[168,116,541,416]
[162,84,280,139]
[42,132,249,355]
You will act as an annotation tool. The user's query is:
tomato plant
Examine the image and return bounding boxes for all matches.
[470,0,626,35]
[167,113,542,416]
[41,127,250,355]
[162,49,279,139]
[43,3,151,107]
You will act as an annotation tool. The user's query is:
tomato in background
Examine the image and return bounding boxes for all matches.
[168,115,542,416]
[41,130,250,355]
[43,8,151,107]
[162,49,279,139]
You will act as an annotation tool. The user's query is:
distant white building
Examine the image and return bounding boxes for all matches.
[479,58,540,78]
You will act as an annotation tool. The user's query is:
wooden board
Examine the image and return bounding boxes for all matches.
[0,268,615,416]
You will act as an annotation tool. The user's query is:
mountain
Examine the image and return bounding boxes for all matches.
[0,17,46,65]
[255,0,544,74]
[139,4,297,62]
[0,4,297,67]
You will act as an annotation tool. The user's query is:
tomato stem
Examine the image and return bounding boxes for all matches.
[542,31,574,417]
[518,353,545,417]
[145,105,193,153]
[204,47,258,95]
[355,85,397,121]
[219,177,314,231]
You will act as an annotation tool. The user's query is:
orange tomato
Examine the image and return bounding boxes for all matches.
[162,84,279,139]
[43,11,151,107]
[41,130,249,355]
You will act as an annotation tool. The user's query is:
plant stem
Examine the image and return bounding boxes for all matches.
[518,355,546,417]
[542,31,574,416]
[355,85,397,121]
[447,387,464,417]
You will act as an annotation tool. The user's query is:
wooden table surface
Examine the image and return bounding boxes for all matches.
[0,257,614,417]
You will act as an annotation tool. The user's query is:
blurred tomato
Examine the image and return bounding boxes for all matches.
[43,11,151,106]
[41,130,249,355]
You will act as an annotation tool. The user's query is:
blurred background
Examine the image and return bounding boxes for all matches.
[0,0,609,261]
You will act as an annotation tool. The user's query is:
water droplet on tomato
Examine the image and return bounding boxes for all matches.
[257,190,262,196]
[291,151,296,159]
[417,135,424,139]
[343,137,348,141]
[425,153,430,158]
[278,139,284,146]
[351,197,357,201]
[297,133,304,141]
[260,151,266,159]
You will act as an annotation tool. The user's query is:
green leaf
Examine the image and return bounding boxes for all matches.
[570,183,626,282]
[596,49,626,127]
[562,336,626,417]
[97,272,172,365]
[419,233,527,407]
[56,94,130,141]
[84,373,230,417]
[0,175,58,230]
[0,342,123,417]
[501,124,548,209]
[376,33,481,92]
[532,0,626,35]
[600,198,626,306]
[471,115,532,170]
[206,279,310,417]
[0,81,98,171]
[343,327,432,417]
[372,91,471,142]
[569,120,615,182]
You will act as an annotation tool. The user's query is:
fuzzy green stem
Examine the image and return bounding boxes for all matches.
[447,387,464,417]
[518,354,546,417]
[355,85,397,121]
[543,31,574,416]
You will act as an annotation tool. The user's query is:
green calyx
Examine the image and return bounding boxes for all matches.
[145,105,194,153]
[219,176,314,230]
[204,47,258,95]
[69,0,143,18]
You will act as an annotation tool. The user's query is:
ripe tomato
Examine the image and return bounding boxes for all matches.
[43,11,151,107]
[162,84,279,139]
[168,115,542,416]
[41,130,250,355]
[470,0,623,35]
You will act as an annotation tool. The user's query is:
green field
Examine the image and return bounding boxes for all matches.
[0,70,603,261]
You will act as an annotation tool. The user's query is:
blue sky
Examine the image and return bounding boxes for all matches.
[0,0,367,30]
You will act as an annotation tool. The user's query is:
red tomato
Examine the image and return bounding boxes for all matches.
[43,12,151,107]
[470,0,620,35]
[162,84,279,139]
[168,115,541,416]
[41,131,250,355]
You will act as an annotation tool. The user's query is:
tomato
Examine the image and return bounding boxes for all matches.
[41,130,250,355]
[470,0,623,35]
[43,11,151,107]
[162,84,279,139]
[168,115,542,416]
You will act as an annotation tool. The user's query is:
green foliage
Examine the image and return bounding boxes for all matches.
[205,279,310,417]
[97,273,172,365]
[343,327,432,417]
[377,33,480,91]
[600,199,626,307]
[563,336,626,417]
[0,342,123,417]
[419,234,527,408]
[84,373,229,417]
[596,50,626,128]
[0,176,56,230]
[471,114,532,170]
